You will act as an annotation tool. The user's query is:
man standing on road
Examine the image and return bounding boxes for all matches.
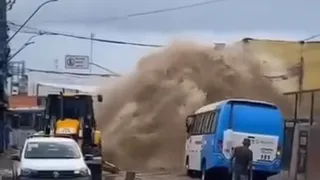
[230,138,253,180]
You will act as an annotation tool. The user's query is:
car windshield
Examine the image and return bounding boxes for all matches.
[24,141,81,159]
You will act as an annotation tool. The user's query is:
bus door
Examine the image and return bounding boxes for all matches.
[187,135,202,170]
[187,114,203,171]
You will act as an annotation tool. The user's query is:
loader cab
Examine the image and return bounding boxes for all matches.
[43,93,103,149]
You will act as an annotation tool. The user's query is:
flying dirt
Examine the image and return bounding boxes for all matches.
[95,40,293,172]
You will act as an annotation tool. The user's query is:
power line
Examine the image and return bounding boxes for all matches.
[9,23,122,76]
[7,0,229,47]
[303,34,320,41]
[104,0,227,22]
[8,22,163,47]
[7,0,17,11]
[26,68,119,77]
[7,0,57,45]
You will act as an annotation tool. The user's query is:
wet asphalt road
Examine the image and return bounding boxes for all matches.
[103,171,288,180]
[0,152,14,179]
[104,171,193,180]
[0,151,289,180]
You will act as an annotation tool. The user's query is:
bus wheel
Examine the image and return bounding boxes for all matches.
[185,166,193,177]
[255,174,268,180]
[185,157,193,177]
[201,163,208,180]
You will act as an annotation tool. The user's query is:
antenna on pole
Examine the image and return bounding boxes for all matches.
[89,33,95,73]
[54,59,58,70]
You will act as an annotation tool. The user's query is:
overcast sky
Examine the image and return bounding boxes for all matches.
[7,0,320,79]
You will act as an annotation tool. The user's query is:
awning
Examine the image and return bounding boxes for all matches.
[36,82,98,93]
[8,107,45,112]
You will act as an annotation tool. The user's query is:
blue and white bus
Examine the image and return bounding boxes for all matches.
[185,99,285,180]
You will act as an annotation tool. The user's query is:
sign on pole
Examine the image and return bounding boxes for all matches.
[65,55,89,69]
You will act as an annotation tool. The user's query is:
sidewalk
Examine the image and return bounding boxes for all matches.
[268,171,306,180]
[0,149,17,178]
[0,151,13,169]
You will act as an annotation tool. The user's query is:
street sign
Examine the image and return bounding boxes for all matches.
[65,55,89,69]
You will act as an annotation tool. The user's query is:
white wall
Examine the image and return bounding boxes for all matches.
[26,72,114,96]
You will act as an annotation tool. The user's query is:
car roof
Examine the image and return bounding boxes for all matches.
[26,137,76,143]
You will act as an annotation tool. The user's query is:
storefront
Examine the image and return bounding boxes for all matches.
[6,96,44,148]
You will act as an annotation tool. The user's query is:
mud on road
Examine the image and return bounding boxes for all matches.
[104,171,288,180]
[104,170,192,180]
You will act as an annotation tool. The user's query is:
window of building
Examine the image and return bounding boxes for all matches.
[19,113,33,128]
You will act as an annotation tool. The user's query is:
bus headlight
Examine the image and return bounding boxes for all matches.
[276,150,281,156]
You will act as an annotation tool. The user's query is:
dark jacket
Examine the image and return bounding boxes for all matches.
[231,146,253,174]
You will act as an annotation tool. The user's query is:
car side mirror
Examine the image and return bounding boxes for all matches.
[84,154,94,161]
[97,95,103,102]
[11,155,20,161]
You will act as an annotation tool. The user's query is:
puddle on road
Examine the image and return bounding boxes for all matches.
[0,169,12,178]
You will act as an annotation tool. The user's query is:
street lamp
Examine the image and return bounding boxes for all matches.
[7,33,40,62]
[8,41,35,62]
[6,0,58,44]
[26,34,41,43]
[89,62,120,76]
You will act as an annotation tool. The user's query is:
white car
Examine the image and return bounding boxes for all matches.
[11,135,92,180]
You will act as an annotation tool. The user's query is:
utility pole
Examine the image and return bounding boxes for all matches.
[298,41,305,98]
[0,0,9,153]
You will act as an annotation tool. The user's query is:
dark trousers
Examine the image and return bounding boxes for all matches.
[232,172,249,180]
[232,165,250,180]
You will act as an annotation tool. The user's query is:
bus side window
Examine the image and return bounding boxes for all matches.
[200,113,207,134]
[200,113,208,134]
[196,114,205,134]
[205,112,214,133]
[202,112,211,134]
[209,111,216,133]
[191,116,200,135]
[210,110,220,133]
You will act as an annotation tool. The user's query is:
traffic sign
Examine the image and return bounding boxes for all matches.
[65,55,89,69]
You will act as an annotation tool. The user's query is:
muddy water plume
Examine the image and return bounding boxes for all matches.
[95,40,292,171]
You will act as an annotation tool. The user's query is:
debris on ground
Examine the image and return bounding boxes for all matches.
[103,161,120,174]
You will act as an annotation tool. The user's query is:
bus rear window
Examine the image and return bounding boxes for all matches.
[228,100,278,110]
[230,101,283,136]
